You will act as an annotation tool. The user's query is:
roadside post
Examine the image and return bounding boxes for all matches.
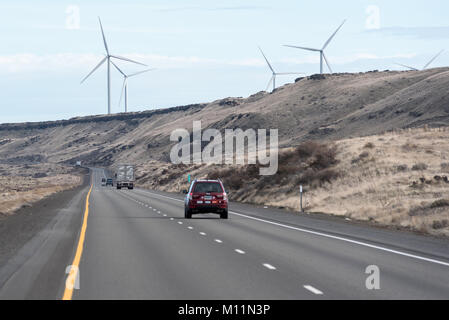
[300,185,304,212]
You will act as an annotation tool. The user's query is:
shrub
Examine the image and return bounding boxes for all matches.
[412,163,428,171]
[364,142,375,149]
[359,151,370,159]
[208,141,340,193]
[432,220,449,230]
[402,143,418,152]
[430,199,449,209]
[395,164,408,172]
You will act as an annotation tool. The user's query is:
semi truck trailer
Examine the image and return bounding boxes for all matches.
[116,164,135,190]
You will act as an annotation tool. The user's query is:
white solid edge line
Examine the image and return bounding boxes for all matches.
[304,285,323,295]
[263,263,276,270]
[134,190,449,268]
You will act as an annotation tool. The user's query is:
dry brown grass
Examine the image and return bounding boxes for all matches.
[137,127,449,237]
[0,165,82,216]
[296,127,449,237]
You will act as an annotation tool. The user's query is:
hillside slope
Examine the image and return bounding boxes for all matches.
[1,68,449,168]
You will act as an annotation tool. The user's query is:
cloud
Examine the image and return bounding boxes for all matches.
[366,26,449,40]
[280,53,417,65]
[0,53,101,73]
[0,51,421,74]
[150,5,269,12]
[0,53,266,74]
[33,24,196,35]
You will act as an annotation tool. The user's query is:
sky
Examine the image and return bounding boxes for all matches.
[1,0,449,123]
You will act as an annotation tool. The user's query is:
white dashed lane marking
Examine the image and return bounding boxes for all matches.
[188,226,194,230]
[263,263,276,270]
[199,232,207,236]
[235,249,246,255]
[304,285,323,295]
[214,239,223,244]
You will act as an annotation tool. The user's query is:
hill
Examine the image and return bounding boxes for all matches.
[1,68,449,168]
[1,68,449,236]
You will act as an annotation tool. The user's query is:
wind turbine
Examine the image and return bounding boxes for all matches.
[283,20,346,74]
[81,17,147,115]
[395,50,445,71]
[111,61,154,113]
[258,47,303,92]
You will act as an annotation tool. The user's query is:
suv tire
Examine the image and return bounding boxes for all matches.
[185,207,192,219]
[220,210,228,219]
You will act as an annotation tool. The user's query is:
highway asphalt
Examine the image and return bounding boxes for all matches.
[0,167,448,299]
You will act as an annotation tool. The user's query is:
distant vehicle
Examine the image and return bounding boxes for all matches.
[106,178,113,187]
[76,161,82,166]
[101,178,106,186]
[116,164,134,190]
[184,179,228,219]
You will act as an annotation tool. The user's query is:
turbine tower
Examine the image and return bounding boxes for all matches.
[283,20,346,74]
[81,17,147,115]
[111,61,154,113]
[258,47,303,92]
[395,50,445,71]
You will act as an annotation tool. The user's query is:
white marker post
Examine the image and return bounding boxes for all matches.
[300,185,304,212]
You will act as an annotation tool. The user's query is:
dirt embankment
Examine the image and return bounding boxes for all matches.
[136,127,449,237]
[1,68,449,171]
[0,163,85,217]
[1,68,449,235]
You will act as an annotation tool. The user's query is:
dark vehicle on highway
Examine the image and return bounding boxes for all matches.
[106,178,114,187]
[184,179,228,219]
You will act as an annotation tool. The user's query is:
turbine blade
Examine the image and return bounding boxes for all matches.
[423,49,444,69]
[322,53,333,74]
[119,79,126,108]
[322,19,346,50]
[258,46,275,73]
[128,68,155,77]
[110,60,126,77]
[266,76,274,92]
[395,63,419,71]
[110,55,147,66]
[283,45,321,52]
[80,57,107,84]
[98,17,109,55]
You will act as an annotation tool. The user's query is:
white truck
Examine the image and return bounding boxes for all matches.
[115,164,135,190]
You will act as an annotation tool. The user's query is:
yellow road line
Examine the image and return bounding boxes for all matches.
[62,184,93,300]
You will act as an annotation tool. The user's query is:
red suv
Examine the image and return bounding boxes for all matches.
[184,180,228,219]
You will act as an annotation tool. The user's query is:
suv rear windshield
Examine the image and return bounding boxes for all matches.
[193,182,223,193]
